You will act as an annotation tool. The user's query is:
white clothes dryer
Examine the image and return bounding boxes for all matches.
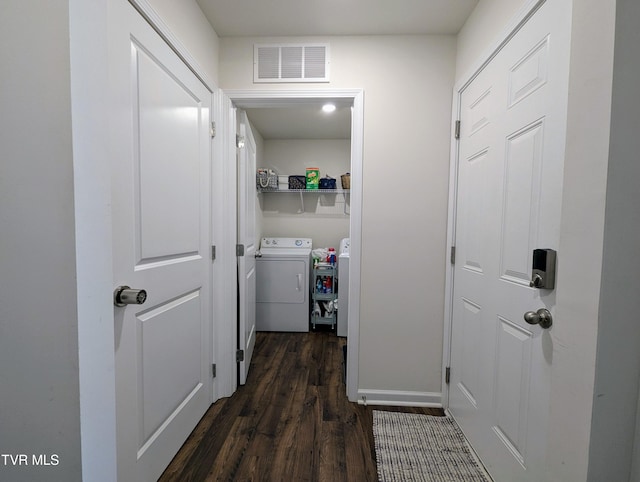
[337,238,350,337]
[256,237,312,332]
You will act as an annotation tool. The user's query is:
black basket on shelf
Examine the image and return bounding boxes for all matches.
[288,175,306,190]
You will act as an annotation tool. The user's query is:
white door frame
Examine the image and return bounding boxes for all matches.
[442,0,547,406]
[224,89,364,402]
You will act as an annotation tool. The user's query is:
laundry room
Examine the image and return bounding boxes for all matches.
[241,101,352,335]
[247,103,351,248]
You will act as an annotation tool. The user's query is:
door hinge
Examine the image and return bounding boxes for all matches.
[211,245,216,261]
[236,349,245,362]
[454,120,461,140]
[445,367,451,384]
[450,246,456,265]
[236,244,245,256]
[212,363,216,378]
[210,121,216,138]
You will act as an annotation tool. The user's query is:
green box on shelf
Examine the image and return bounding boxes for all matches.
[306,167,319,189]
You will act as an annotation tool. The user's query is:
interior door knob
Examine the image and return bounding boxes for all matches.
[114,285,147,307]
[523,308,553,329]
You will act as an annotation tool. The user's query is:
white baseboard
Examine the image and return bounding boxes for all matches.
[357,389,442,407]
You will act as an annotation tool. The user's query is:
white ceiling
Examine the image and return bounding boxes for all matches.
[245,104,352,140]
[196,0,478,37]
[202,0,479,139]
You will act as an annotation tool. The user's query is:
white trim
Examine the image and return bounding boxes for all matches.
[225,89,364,403]
[71,0,118,479]
[346,90,364,403]
[212,91,238,399]
[441,103,460,409]
[357,389,442,408]
[443,0,548,409]
[224,89,361,107]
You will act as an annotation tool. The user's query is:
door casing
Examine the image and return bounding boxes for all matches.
[225,89,364,402]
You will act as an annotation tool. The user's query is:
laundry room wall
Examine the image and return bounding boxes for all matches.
[220,35,456,400]
[259,138,350,249]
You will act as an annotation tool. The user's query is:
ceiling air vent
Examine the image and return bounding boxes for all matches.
[254,43,330,83]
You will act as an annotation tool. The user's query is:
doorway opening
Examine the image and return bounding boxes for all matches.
[226,89,364,402]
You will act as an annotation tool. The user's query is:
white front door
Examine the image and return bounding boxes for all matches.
[237,111,257,385]
[449,1,571,480]
[109,1,213,480]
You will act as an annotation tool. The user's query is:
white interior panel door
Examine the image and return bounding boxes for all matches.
[449,1,571,480]
[109,1,212,480]
[237,110,257,385]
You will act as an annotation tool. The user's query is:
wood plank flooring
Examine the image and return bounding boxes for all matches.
[159,330,444,481]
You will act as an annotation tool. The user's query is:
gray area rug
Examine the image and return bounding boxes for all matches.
[373,411,491,482]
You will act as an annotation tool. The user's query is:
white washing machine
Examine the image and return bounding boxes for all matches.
[337,238,350,337]
[256,237,312,332]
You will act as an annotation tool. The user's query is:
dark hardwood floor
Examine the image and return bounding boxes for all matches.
[159,330,444,481]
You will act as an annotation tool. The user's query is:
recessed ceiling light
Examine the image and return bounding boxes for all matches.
[322,103,336,113]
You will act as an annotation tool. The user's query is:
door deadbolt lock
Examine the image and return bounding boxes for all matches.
[524,308,553,329]
[530,273,543,288]
[529,249,556,290]
[113,285,147,307]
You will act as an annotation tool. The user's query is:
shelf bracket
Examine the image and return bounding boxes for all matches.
[298,191,305,214]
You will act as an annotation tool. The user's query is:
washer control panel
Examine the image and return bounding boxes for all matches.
[261,238,312,249]
[339,238,350,255]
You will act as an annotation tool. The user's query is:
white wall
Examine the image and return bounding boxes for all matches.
[0,1,220,480]
[147,0,219,83]
[548,0,616,479]
[588,0,640,479]
[260,139,350,249]
[633,384,640,481]
[545,4,611,480]
[0,2,82,480]
[455,0,524,80]
[221,35,456,397]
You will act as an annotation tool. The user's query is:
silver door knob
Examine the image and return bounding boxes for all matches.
[523,308,553,329]
[114,285,147,307]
